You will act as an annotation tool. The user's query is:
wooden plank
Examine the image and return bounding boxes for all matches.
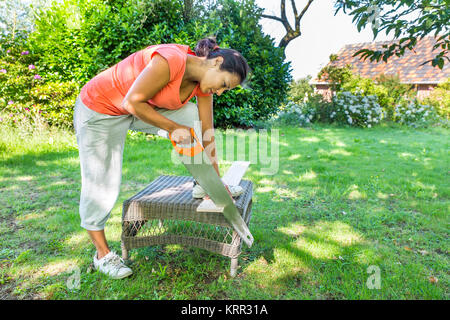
[196,199,224,212]
[196,161,250,212]
[221,161,250,186]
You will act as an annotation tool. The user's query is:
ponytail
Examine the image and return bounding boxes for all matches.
[194,37,219,57]
[194,37,250,85]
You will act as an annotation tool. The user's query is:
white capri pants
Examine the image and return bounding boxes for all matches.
[73,95,203,231]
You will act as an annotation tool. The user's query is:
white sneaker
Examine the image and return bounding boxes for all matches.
[192,181,244,199]
[192,182,207,198]
[93,251,133,279]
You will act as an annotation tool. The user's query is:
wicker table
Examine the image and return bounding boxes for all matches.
[121,175,253,277]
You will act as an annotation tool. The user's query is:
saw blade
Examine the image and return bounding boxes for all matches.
[169,129,254,247]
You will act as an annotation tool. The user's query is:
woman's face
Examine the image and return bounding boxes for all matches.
[199,57,241,96]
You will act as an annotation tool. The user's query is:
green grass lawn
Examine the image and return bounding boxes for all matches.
[0,123,448,299]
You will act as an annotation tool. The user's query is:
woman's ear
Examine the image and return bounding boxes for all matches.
[213,56,224,68]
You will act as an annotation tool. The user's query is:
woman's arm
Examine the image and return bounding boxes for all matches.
[197,94,220,177]
[121,54,191,143]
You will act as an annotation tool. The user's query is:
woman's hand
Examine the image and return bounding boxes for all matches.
[170,124,195,145]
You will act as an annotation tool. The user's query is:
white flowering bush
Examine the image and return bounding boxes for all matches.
[331,91,383,127]
[394,99,439,128]
[275,101,315,127]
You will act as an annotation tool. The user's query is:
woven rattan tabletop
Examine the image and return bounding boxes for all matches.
[122,175,253,227]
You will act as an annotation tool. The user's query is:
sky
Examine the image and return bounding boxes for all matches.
[255,0,394,80]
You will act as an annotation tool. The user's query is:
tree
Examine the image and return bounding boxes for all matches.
[182,0,194,22]
[334,0,450,69]
[180,0,207,22]
[203,0,292,127]
[260,0,314,55]
[0,0,43,40]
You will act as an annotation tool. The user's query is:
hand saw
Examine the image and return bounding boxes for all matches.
[169,128,254,247]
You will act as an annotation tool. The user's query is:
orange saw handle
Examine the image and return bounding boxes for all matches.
[169,127,204,157]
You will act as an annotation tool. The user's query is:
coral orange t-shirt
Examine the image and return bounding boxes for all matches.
[79,44,211,115]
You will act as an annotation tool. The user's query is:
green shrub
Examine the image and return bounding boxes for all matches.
[304,93,334,123]
[339,74,412,121]
[274,101,315,127]
[273,92,335,127]
[288,76,314,104]
[317,58,414,121]
[0,81,78,129]
[2,0,290,129]
[0,38,78,128]
[394,98,440,128]
[374,74,414,119]
[26,0,183,84]
[29,81,79,128]
[331,91,383,127]
[0,38,41,107]
[375,74,414,99]
[419,78,450,120]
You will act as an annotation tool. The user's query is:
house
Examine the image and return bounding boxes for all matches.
[311,36,450,100]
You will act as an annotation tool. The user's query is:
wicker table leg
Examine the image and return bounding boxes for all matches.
[229,229,242,277]
[121,241,128,260]
[230,256,238,277]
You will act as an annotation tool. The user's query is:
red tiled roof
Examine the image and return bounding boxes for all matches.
[313,36,449,84]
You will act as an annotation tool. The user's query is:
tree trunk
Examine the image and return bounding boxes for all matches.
[261,0,314,57]
[183,0,194,23]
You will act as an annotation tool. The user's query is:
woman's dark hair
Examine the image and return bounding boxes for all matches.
[195,37,250,84]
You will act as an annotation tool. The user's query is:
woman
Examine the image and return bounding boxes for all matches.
[73,37,250,279]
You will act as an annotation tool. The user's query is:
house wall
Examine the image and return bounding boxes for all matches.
[416,84,436,100]
[314,84,333,102]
